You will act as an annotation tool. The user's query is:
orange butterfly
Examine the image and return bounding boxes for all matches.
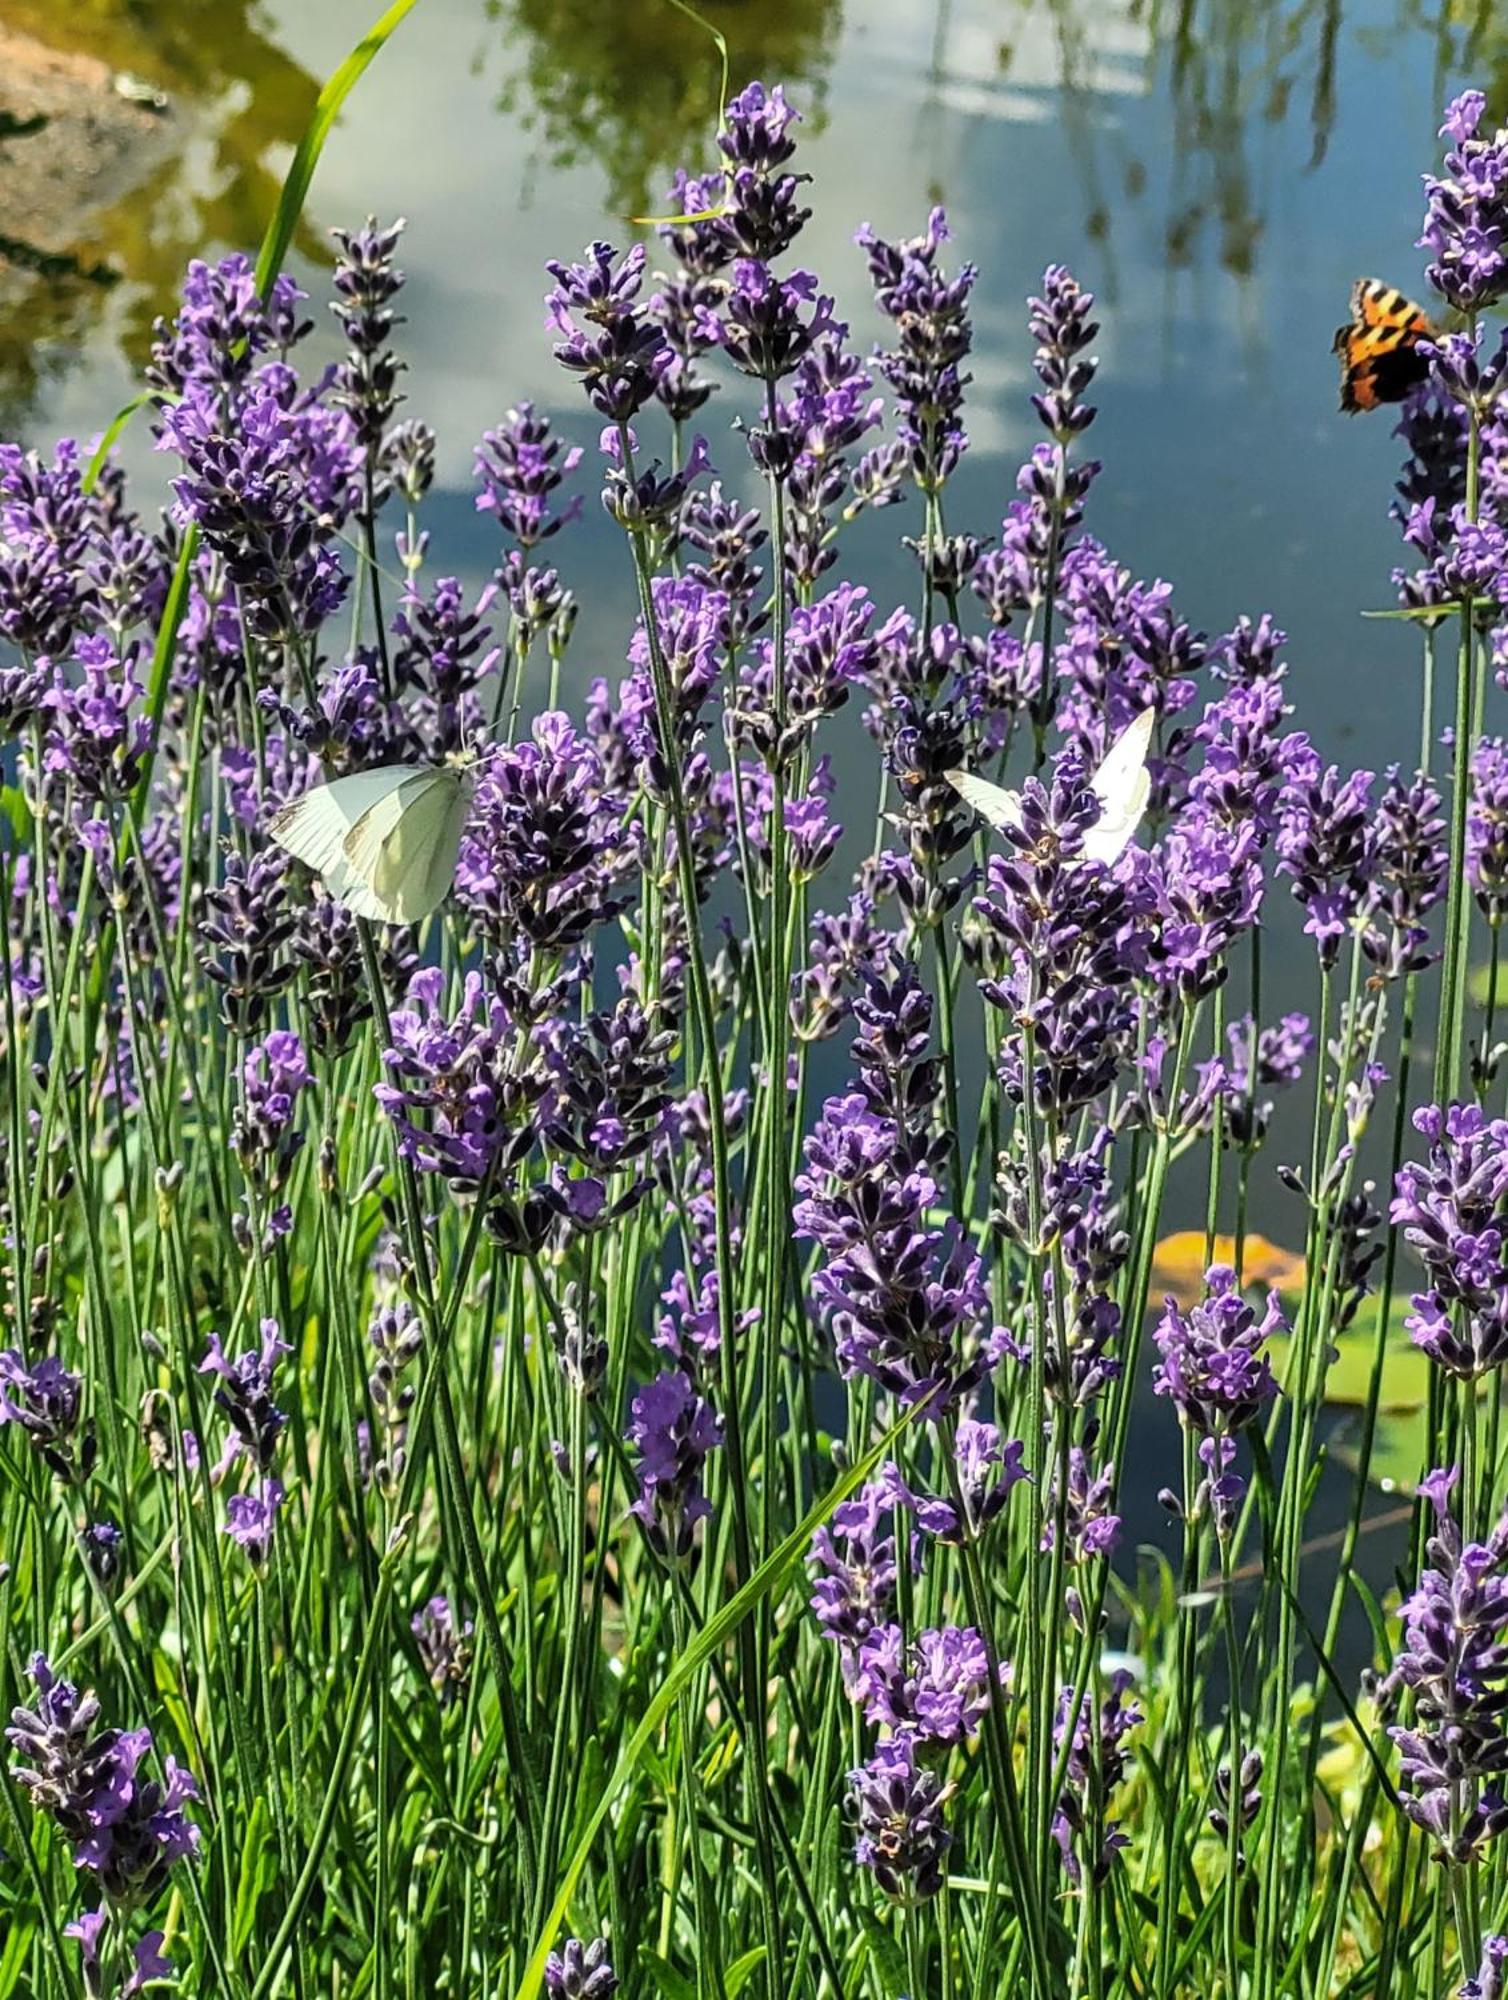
[1333,278,1437,413]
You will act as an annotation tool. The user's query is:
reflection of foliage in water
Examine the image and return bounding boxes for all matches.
[486,0,839,217]
[998,0,1505,283]
[0,0,321,430]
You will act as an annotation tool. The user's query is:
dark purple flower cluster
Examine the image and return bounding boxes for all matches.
[1394,1102,1508,1378]
[1146,802,1264,999]
[159,360,359,643]
[147,251,308,396]
[0,438,96,654]
[545,241,669,423]
[1421,92,1508,312]
[807,1473,907,1652]
[1381,1467,1508,1860]
[1052,1670,1142,1883]
[42,635,152,804]
[457,714,629,958]
[475,401,583,551]
[1470,737,1508,924]
[1051,541,1203,770]
[198,849,296,1037]
[0,1348,90,1480]
[413,1594,473,1704]
[847,1622,1003,1746]
[1152,1266,1282,1533]
[1362,766,1448,980]
[1464,1937,1508,2000]
[376,968,538,1193]
[233,1030,311,1241]
[969,752,1151,1118]
[1212,1010,1314,1149]
[1275,755,1376,969]
[329,216,406,466]
[855,208,975,494]
[198,1318,288,1480]
[543,1935,618,1998]
[392,570,500,756]
[845,1731,955,1901]
[7,1655,199,1902]
[625,1367,723,1562]
[67,1908,172,2000]
[795,971,1005,1414]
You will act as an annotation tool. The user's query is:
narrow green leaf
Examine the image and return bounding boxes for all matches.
[253,0,422,300]
[722,1946,768,1999]
[231,1794,275,1959]
[0,784,32,847]
[0,1916,35,1999]
[514,1412,920,2000]
[82,393,152,494]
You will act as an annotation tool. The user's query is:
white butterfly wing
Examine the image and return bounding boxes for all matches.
[945,767,1024,832]
[339,767,470,925]
[1082,709,1155,865]
[270,766,424,877]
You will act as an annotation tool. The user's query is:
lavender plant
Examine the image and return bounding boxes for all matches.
[6,55,1508,2000]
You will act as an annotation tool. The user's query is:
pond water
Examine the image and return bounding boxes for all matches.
[0,0,1495,1594]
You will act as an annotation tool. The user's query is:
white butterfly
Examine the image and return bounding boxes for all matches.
[945,708,1156,867]
[269,756,479,925]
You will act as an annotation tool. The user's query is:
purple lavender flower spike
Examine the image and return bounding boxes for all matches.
[1392,1102,1508,1309]
[198,851,297,1037]
[413,1595,474,1703]
[457,714,629,955]
[849,1622,1004,1746]
[846,1732,954,1900]
[0,438,95,652]
[475,401,583,551]
[376,968,539,1195]
[1152,1266,1284,1439]
[626,1368,723,1561]
[1053,1670,1142,1883]
[42,635,152,803]
[7,1655,200,1902]
[1216,1011,1314,1149]
[1464,1936,1508,2000]
[856,207,976,495]
[80,1521,125,1586]
[544,1937,618,1998]
[1421,93,1508,312]
[1275,760,1376,968]
[0,1350,83,1452]
[1470,737,1508,924]
[545,242,669,422]
[807,1474,908,1652]
[148,251,309,396]
[1381,1466,1508,1861]
[224,1481,285,1566]
[199,1318,290,1479]
[330,216,407,469]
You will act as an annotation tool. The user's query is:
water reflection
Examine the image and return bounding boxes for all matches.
[488,0,840,215]
[0,0,320,429]
[0,0,1504,433]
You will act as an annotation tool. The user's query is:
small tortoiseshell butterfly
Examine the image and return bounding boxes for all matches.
[1333,277,1436,413]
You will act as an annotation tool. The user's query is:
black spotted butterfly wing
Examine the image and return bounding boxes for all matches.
[1333,277,1437,413]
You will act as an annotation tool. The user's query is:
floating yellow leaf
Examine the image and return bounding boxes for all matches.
[1149,1230,1307,1308]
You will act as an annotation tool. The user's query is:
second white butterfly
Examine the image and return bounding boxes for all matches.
[945,708,1155,867]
